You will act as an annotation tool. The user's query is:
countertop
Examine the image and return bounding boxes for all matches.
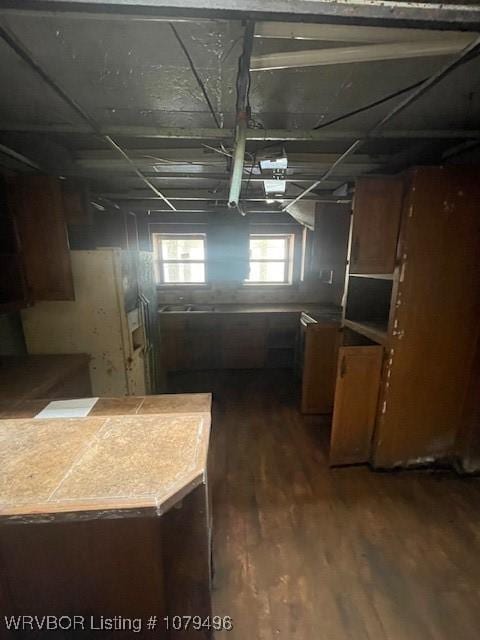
[0,393,211,524]
[0,354,90,400]
[158,303,341,322]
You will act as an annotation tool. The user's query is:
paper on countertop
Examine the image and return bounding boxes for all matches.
[34,397,99,420]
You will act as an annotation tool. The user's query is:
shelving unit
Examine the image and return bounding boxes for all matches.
[343,274,394,346]
[342,319,388,346]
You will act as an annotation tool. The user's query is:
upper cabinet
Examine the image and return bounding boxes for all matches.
[6,176,75,304]
[350,176,404,274]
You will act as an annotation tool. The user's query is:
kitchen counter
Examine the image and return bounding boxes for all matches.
[0,393,211,522]
[0,354,91,400]
[0,393,213,637]
[159,303,341,321]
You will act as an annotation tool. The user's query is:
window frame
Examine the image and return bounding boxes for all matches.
[153,232,207,285]
[245,233,295,286]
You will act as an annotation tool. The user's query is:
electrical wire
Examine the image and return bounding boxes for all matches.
[312,77,428,130]
[170,23,221,129]
[312,46,480,132]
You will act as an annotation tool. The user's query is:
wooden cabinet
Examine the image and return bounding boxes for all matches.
[332,168,480,470]
[161,315,190,370]
[372,167,480,469]
[187,316,222,370]
[0,354,91,403]
[330,342,383,466]
[350,176,404,274]
[6,175,74,302]
[0,177,28,311]
[301,323,340,414]
[221,315,267,369]
[160,312,299,372]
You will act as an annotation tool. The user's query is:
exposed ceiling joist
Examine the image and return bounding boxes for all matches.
[283,32,480,211]
[1,0,480,30]
[74,149,388,163]
[251,37,475,72]
[90,176,354,187]
[97,189,340,202]
[0,18,177,210]
[73,161,372,176]
[254,22,475,43]
[2,124,479,141]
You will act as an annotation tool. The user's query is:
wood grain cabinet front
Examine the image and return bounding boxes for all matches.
[7,175,75,302]
[350,176,404,274]
[301,324,340,414]
[220,315,267,369]
[329,344,383,466]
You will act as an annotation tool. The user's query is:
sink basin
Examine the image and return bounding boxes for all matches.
[160,305,190,312]
[159,304,216,312]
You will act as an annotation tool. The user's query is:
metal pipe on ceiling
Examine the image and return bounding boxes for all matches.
[283,33,480,213]
[228,20,255,212]
[0,142,42,171]
[0,19,177,211]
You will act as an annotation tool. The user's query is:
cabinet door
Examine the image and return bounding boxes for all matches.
[301,324,340,414]
[350,176,404,274]
[329,345,383,466]
[187,317,222,370]
[221,316,267,369]
[8,176,74,300]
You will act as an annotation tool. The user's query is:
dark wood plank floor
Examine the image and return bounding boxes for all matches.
[168,370,480,640]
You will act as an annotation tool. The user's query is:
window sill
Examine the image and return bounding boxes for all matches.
[156,283,210,290]
[242,282,295,288]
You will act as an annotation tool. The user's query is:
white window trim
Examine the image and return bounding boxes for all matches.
[245,233,295,286]
[153,232,207,285]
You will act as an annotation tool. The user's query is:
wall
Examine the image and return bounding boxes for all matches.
[0,312,26,355]
[137,208,350,307]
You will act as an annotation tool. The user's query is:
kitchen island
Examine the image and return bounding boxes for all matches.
[0,394,212,639]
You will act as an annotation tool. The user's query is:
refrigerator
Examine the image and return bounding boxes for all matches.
[21,249,159,396]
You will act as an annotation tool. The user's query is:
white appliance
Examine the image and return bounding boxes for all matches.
[21,249,157,396]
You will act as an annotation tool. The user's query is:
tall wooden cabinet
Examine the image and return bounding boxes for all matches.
[331,167,480,472]
[372,167,480,469]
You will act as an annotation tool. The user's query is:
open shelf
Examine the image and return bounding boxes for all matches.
[348,273,394,280]
[343,319,389,346]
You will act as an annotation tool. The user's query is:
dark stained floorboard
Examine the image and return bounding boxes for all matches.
[168,370,480,640]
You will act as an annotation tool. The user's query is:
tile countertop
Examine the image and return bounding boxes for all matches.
[0,394,211,524]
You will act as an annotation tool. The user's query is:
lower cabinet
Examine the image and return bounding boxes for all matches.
[301,324,341,414]
[221,316,267,369]
[160,313,298,372]
[329,338,383,466]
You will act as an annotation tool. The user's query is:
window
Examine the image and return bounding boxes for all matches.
[246,234,294,285]
[153,233,206,284]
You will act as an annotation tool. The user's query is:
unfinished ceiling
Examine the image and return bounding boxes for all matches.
[0,1,480,215]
